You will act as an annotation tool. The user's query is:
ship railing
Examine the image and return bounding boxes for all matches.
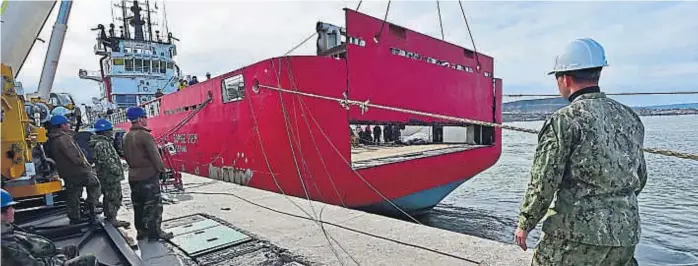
[144,99,161,118]
[94,43,107,55]
[110,110,127,124]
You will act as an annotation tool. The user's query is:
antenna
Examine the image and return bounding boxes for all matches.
[146,0,153,41]
[163,0,169,43]
[120,0,130,39]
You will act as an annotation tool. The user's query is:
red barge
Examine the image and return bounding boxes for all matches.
[106,9,502,217]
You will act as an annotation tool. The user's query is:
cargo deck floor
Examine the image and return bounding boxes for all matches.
[351,144,485,169]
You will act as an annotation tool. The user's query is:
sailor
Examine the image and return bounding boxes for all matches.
[154,88,164,98]
[89,119,131,228]
[177,79,187,91]
[514,38,646,266]
[188,76,199,85]
[1,189,99,266]
[47,115,101,224]
[373,125,382,144]
[383,124,392,143]
[122,107,173,241]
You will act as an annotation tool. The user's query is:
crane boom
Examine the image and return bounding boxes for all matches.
[37,0,73,100]
[0,0,57,77]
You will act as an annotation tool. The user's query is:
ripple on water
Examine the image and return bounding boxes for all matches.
[425,115,698,266]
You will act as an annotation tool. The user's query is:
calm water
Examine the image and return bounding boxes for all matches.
[420,115,698,266]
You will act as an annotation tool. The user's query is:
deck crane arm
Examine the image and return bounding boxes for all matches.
[1,0,76,201]
[36,0,73,100]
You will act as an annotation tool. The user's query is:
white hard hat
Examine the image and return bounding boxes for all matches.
[548,38,608,75]
[51,106,69,116]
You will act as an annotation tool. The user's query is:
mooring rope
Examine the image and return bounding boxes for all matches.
[504,91,698,97]
[255,83,698,162]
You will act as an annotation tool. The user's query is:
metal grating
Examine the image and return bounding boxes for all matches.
[163,214,253,257]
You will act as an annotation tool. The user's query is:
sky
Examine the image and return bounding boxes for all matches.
[14,0,698,107]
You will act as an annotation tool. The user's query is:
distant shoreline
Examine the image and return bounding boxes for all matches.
[503,110,698,122]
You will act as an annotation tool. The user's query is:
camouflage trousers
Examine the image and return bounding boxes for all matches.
[63,254,98,266]
[532,233,638,266]
[64,172,101,221]
[129,177,164,238]
[100,182,123,221]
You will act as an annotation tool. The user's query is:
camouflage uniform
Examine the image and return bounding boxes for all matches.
[517,89,646,266]
[88,134,128,227]
[123,124,172,240]
[1,222,98,266]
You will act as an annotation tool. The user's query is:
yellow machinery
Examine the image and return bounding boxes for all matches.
[1,0,77,205]
[1,64,63,199]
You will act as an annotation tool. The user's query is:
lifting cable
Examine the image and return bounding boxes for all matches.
[283,31,317,56]
[254,83,698,162]
[374,0,392,42]
[436,1,445,40]
[245,67,359,266]
[272,58,361,265]
[282,57,348,208]
[458,0,481,70]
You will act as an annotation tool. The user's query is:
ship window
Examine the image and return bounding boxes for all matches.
[125,59,134,71]
[152,60,160,71]
[160,61,166,73]
[222,74,245,103]
[143,60,150,73]
[113,59,124,65]
[166,62,173,69]
[135,59,143,72]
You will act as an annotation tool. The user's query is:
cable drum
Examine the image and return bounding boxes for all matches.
[24,102,52,123]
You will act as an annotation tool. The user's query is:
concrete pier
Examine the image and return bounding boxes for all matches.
[117,173,533,265]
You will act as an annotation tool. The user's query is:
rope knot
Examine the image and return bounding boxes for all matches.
[339,92,351,110]
[359,100,370,115]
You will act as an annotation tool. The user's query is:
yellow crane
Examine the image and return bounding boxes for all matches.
[1,0,78,205]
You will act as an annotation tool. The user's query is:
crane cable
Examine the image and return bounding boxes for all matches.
[275,58,361,265]
[436,1,444,40]
[253,83,698,162]
[458,0,481,70]
[374,0,392,42]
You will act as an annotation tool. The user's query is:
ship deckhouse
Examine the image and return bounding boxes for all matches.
[79,0,180,109]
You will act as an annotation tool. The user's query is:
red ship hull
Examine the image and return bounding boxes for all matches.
[115,9,502,216]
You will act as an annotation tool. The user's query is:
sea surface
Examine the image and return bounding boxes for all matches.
[421,115,698,266]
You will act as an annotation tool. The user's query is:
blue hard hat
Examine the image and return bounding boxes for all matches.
[94,118,113,132]
[548,38,608,75]
[1,189,19,208]
[50,115,69,126]
[126,107,147,121]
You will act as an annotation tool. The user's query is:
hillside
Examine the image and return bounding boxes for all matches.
[635,103,698,110]
[502,97,698,122]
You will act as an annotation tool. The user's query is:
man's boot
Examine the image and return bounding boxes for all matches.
[148,230,174,242]
[107,219,131,229]
[59,244,79,259]
[136,230,148,240]
[69,217,91,225]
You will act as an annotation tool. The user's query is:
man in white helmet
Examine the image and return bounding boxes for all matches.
[514,38,647,265]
